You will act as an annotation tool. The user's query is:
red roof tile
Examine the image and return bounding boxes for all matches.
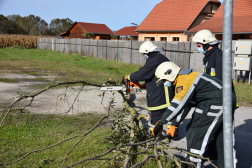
[77,22,114,35]
[186,0,252,34]
[115,26,139,36]
[136,0,220,32]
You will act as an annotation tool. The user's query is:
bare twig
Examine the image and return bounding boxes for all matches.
[153,140,162,168]
[64,84,85,114]
[64,147,118,168]
[180,160,197,168]
[130,155,157,168]
[3,134,81,166]
[0,81,102,128]
[61,98,114,167]
[162,149,181,168]
[96,153,121,168]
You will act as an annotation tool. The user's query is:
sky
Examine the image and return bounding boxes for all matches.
[0,0,224,31]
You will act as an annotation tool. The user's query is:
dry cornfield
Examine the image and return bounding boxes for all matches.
[0,34,54,49]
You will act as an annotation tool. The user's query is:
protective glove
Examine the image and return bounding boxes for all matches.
[125,75,130,81]
[141,83,146,89]
[152,121,163,137]
[165,125,177,139]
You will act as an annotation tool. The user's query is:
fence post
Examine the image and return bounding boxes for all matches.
[64,39,65,53]
[130,40,132,63]
[188,41,191,69]
[75,38,76,53]
[97,40,98,58]
[106,39,107,60]
[165,40,167,57]
[88,39,90,56]
[81,39,82,55]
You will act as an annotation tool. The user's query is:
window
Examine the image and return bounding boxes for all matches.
[172,37,180,41]
[144,37,155,41]
[160,37,167,41]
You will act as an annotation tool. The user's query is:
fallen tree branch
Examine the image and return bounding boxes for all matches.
[96,153,121,168]
[61,98,114,167]
[0,81,102,129]
[1,80,218,168]
[63,147,118,168]
[130,155,157,168]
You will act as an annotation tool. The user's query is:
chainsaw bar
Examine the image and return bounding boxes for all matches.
[100,86,123,91]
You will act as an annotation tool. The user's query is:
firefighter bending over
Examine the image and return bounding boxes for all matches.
[152,62,237,168]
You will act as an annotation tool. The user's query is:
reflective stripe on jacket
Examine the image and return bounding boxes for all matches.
[159,72,237,124]
[148,85,170,110]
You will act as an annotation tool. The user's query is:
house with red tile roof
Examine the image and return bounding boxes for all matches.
[136,0,221,41]
[58,22,114,40]
[185,0,252,40]
[115,26,139,40]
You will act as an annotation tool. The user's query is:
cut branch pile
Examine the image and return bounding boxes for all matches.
[0,81,216,168]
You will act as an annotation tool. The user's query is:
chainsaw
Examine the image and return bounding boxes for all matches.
[100,77,145,95]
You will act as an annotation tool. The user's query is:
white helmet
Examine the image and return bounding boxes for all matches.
[155,62,181,86]
[192,29,220,45]
[139,41,163,54]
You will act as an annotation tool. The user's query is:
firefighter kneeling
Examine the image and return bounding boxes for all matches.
[152,62,237,168]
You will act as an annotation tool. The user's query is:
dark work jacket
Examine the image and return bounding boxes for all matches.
[203,46,238,108]
[203,45,223,81]
[130,52,175,110]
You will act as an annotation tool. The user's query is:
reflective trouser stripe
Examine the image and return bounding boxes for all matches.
[189,106,223,156]
[148,85,170,111]
[186,105,224,168]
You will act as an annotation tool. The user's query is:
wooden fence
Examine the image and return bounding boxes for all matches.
[37,38,237,77]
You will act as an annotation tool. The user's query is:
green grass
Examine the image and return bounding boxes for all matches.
[0,112,174,168]
[234,81,252,107]
[0,111,116,167]
[0,46,141,84]
[0,78,17,83]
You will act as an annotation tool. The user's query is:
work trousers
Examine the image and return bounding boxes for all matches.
[184,104,236,168]
[149,109,166,127]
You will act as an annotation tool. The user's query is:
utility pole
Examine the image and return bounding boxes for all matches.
[222,0,234,167]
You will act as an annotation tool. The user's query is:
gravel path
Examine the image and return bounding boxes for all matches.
[0,73,251,167]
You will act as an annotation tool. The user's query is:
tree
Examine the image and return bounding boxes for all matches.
[0,14,73,36]
[82,32,94,39]
[5,14,25,34]
[49,18,73,36]
[0,15,10,34]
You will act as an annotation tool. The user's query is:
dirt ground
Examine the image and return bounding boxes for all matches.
[0,73,148,115]
[1,73,252,168]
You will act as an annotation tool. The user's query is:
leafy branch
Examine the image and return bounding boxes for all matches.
[0,80,217,168]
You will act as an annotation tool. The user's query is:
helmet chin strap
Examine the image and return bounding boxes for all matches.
[203,44,210,51]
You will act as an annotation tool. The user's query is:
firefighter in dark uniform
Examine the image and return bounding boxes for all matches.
[192,29,239,160]
[125,41,176,132]
[152,62,237,168]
